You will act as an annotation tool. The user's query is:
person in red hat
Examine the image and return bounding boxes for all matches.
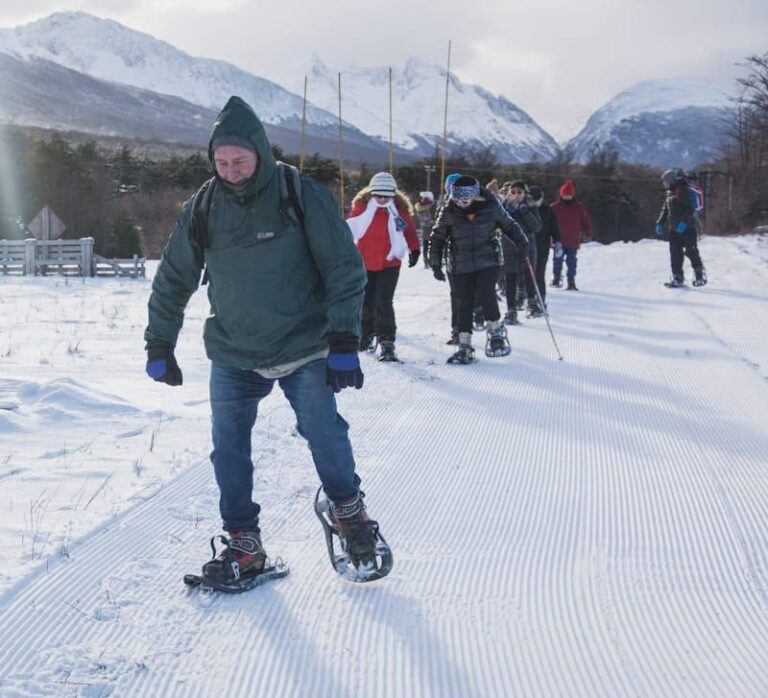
[550,179,593,290]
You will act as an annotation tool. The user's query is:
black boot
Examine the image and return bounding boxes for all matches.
[567,279,578,291]
[551,275,562,288]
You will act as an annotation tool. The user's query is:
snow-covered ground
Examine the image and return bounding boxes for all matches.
[1,235,767,697]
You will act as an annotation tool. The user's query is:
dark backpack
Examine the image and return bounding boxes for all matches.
[189,161,305,285]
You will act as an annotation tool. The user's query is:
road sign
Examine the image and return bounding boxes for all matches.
[27,206,66,241]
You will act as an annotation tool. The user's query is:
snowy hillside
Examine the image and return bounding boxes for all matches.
[304,55,560,163]
[2,235,768,695]
[567,78,733,167]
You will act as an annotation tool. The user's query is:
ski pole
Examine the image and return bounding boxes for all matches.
[525,256,564,361]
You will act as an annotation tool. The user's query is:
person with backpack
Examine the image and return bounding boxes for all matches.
[144,96,390,589]
[430,175,529,364]
[528,185,562,307]
[347,172,420,362]
[414,191,435,268]
[655,168,707,287]
[550,179,592,290]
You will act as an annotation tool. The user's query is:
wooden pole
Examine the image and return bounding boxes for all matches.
[388,66,394,174]
[299,75,308,173]
[440,40,452,199]
[338,72,345,214]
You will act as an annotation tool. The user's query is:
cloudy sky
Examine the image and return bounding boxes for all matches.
[1,0,766,140]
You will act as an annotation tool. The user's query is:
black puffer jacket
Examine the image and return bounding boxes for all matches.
[535,202,561,259]
[429,190,528,274]
[501,198,541,272]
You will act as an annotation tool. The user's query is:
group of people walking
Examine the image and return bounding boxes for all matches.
[144,95,707,590]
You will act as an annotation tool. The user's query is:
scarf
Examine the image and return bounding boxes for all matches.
[346,197,408,261]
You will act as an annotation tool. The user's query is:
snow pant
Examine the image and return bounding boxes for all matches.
[447,272,459,332]
[210,360,360,532]
[535,244,550,304]
[361,266,400,342]
[523,234,538,300]
[553,246,578,282]
[452,266,501,334]
[504,271,519,311]
[669,229,704,279]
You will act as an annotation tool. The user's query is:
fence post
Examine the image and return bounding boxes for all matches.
[80,237,94,277]
[1,239,6,275]
[132,254,138,279]
[24,238,35,276]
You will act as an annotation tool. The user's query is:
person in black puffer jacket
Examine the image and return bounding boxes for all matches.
[430,176,528,363]
[528,185,562,307]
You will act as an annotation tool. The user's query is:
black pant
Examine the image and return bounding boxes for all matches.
[669,230,703,278]
[535,245,550,303]
[447,272,459,331]
[504,272,519,311]
[452,266,501,334]
[362,266,400,342]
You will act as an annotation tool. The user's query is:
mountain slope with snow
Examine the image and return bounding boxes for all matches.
[304,55,560,163]
[567,78,732,167]
[1,236,768,695]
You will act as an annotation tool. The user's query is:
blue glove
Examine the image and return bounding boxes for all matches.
[326,333,364,393]
[146,341,183,386]
[676,221,687,233]
[432,265,446,282]
[655,223,664,237]
[554,242,563,258]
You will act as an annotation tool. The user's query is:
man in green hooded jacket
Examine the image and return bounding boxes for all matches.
[145,96,383,585]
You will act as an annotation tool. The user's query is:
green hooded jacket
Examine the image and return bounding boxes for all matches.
[144,96,365,370]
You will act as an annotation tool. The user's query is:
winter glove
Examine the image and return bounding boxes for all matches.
[432,265,446,282]
[655,223,664,237]
[554,242,564,258]
[676,221,687,233]
[326,332,364,393]
[408,249,420,268]
[146,340,183,386]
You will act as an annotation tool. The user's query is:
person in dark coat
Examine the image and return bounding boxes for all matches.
[655,169,707,286]
[429,176,528,363]
[501,180,543,320]
[550,179,592,290]
[528,185,562,306]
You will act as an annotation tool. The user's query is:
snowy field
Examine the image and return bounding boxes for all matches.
[1,235,767,697]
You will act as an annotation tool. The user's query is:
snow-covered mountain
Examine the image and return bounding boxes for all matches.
[567,78,733,168]
[0,11,392,157]
[303,55,560,163]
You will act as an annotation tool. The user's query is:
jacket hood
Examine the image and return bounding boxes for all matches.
[350,187,414,216]
[208,96,277,198]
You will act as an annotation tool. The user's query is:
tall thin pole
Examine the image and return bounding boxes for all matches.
[299,75,308,173]
[440,40,452,198]
[338,72,345,214]
[388,66,394,174]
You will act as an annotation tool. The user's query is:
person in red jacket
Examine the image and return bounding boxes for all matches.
[347,172,420,361]
[550,179,593,290]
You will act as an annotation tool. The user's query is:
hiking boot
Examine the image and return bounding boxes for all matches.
[447,332,475,364]
[329,493,378,566]
[504,309,520,326]
[201,530,266,583]
[359,334,375,352]
[445,331,460,345]
[551,276,562,288]
[693,267,707,287]
[378,340,399,362]
[567,279,578,291]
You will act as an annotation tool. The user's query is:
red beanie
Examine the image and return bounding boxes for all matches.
[560,179,576,198]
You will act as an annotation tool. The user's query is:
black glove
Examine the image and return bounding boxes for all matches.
[326,332,364,393]
[432,265,446,282]
[408,249,420,268]
[146,340,183,386]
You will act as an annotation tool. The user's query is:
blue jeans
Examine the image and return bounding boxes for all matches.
[552,246,578,281]
[209,359,360,532]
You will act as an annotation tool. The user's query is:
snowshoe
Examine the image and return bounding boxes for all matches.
[447,344,476,364]
[314,487,392,583]
[485,324,511,358]
[526,303,545,319]
[664,276,686,288]
[692,269,707,287]
[184,533,289,593]
[377,341,401,363]
[504,310,520,326]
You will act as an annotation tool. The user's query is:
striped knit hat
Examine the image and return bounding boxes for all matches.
[369,172,397,196]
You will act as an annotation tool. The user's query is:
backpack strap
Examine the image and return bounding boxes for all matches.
[189,177,217,286]
[277,161,305,231]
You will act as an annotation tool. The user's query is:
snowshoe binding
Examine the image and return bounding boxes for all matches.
[447,333,476,364]
[377,340,401,363]
[184,531,289,593]
[692,268,707,287]
[504,310,520,326]
[314,487,392,583]
[526,302,545,319]
[485,323,511,358]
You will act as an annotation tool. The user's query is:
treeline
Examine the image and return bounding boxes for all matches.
[3,51,766,259]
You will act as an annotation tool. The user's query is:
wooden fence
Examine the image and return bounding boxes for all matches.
[0,238,145,278]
